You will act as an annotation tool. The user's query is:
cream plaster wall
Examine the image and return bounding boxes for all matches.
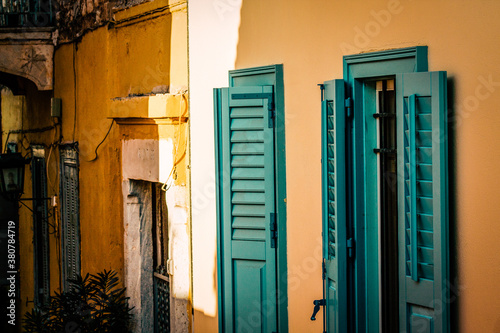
[189,0,243,331]
[189,0,500,331]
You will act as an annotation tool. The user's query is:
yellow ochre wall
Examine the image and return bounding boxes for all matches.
[13,0,188,324]
[190,0,500,331]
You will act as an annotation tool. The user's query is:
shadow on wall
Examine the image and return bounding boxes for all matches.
[446,76,461,333]
[192,250,218,331]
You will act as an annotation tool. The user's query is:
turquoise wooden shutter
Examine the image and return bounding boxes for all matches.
[396,71,449,333]
[322,80,347,333]
[215,85,278,332]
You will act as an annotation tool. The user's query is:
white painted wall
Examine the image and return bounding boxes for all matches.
[188,0,242,325]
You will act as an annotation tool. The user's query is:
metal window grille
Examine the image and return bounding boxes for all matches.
[31,145,50,306]
[153,184,170,332]
[0,0,54,27]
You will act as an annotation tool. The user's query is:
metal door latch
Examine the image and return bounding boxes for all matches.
[310,299,326,321]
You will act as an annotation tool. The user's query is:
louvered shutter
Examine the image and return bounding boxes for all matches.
[322,80,348,333]
[396,71,449,333]
[215,85,278,332]
[60,145,81,291]
[31,146,50,306]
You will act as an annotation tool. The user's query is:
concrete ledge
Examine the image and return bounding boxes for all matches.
[0,28,54,44]
[109,93,188,119]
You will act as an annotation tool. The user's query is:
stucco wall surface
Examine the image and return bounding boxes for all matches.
[189,0,500,332]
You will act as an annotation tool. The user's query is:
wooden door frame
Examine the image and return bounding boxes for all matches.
[341,47,428,331]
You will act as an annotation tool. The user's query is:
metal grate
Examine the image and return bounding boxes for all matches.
[154,273,170,332]
[31,145,50,307]
[153,184,170,332]
[0,0,53,27]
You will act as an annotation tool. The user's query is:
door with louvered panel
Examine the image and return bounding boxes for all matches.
[321,71,449,333]
[396,71,449,333]
[215,85,278,333]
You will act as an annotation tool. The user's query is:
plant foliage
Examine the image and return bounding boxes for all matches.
[23,270,133,333]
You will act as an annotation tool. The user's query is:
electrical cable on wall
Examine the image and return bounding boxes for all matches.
[3,132,10,153]
[87,120,115,162]
[47,118,61,195]
[162,92,188,191]
[3,125,57,153]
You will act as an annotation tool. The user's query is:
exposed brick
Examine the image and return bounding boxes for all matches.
[55,0,153,42]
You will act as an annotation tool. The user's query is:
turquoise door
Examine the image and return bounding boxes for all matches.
[321,71,449,332]
[215,85,278,332]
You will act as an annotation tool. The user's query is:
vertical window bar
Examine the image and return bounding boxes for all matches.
[377,80,399,333]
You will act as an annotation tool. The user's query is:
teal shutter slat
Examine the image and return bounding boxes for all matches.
[396,71,448,333]
[216,86,278,332]
[322,79,347,333]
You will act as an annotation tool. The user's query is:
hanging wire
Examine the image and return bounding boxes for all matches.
[3,132,10,153]
[21,134,30,150]
[161,92,188,191]
[86,120,115,162]
[18,200,33,213]
[46,119,60,194]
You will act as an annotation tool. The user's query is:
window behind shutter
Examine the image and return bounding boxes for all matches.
[31,145,50,306]
[322,79,348,333]
[396,71,449,333]
[60,144,81,291]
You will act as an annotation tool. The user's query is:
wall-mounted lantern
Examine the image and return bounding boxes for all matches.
[0,152,27,201]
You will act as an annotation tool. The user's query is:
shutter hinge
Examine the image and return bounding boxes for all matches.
[322,259,326,280]
[347,238,355,258]
[268,104,275,128]
[270,213,277,248]
[345,97,352,118]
